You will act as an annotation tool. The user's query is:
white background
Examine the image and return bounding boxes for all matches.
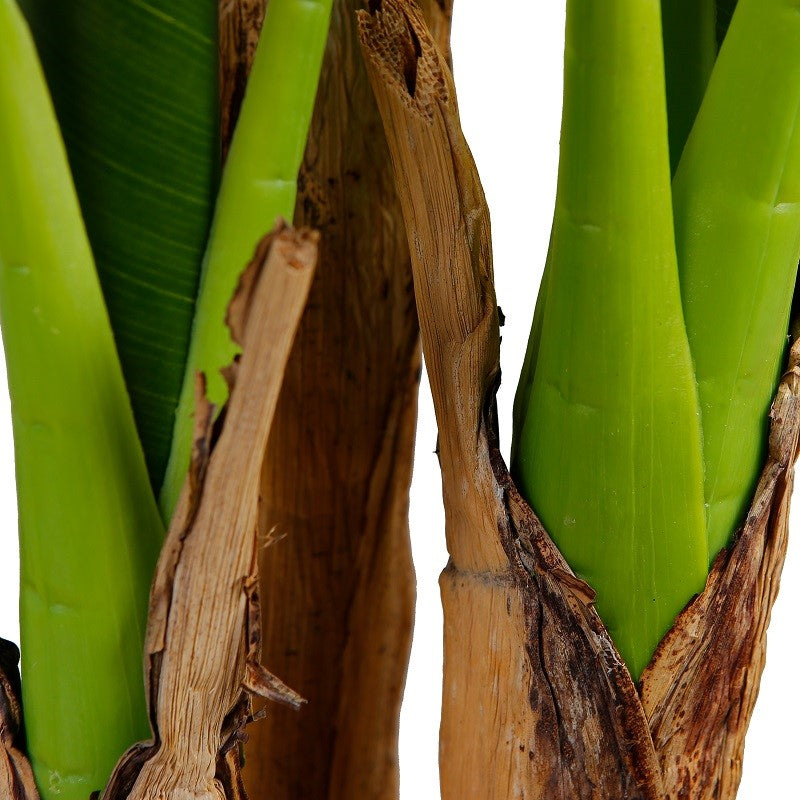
[1,3,798,797]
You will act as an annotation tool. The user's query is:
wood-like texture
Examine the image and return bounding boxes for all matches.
[418,0,452,63]
[102,226,316,800]
[640,348,800,799]
[219,0,266,159]
[360,2,799,798]
[0,640,39,800]
[239,2,452,798]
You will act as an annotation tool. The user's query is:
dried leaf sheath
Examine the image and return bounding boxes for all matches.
[0,641,39,800]
[240,2,450,797]
[640,343,800,798]
[102,225,316,800]
[359,6,659,797]
[360,3,800,798]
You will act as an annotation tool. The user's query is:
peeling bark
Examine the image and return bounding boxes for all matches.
[102,226,316,800]
[0,640,39,800]
[218,0,265,159]
[359,3,799,798]
[640,352,800,799]
[238,3,449,799]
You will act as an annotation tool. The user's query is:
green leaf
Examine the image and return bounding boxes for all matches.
[512,0,709,680]
[716,0,738,45]
[160,0,333,518]
[661,0,717,173]
[673,0,800,559]
[0,1,163,796]
[18,0,219,492]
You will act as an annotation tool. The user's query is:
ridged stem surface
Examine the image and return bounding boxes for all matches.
[513,0,709,679]
[161,0,332,518]
[673,0,800,560]
[0,3,163,797]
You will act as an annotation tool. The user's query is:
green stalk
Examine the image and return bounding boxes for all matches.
[512,0,708,679]
[159,0,333,518]
[661,0,717,173]
[0,2,163,798]
[513,0,717,433]
[673,0,800,561]
[18,0,219,492]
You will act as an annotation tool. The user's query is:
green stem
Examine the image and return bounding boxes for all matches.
[661,0,717,173]
[512,0,708,679]
[159,0,333,519]
[673,0,800,561]
[0,3,163,798]
[18,0,219,492]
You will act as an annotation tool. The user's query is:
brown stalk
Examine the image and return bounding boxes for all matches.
[219,0,265,158]
[218,2,449,798]
[359,2,800,798]
[101,224,316,800]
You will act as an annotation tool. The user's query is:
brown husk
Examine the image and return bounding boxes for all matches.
[219,0,265,159]
[101,224,316,800]
[237,2,449,799]
[358,3,799,798]
[0,640,39,800]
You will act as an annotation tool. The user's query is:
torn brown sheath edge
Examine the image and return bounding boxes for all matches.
[219,0,265,159]
[0,639,40,800]
[101,222,315,800]
[358,2,799,798]
[231,3,446,798]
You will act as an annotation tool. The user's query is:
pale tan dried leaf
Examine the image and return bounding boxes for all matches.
[102,224,316,800]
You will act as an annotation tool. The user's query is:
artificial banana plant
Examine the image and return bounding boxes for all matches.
[1,1,798,800]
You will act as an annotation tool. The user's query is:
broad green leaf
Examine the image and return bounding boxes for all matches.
[0,1,163,797]
[19,0,219,492]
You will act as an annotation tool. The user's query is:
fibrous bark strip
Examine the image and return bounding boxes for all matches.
[102,225,316,800]
[236,3,449,799]
[359,3,800,798]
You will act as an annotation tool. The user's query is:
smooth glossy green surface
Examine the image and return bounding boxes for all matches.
[160,0,333,518]
[673,0,800,561]
[512,0,708,679]
[19,0,219,492]
[661,0,717,172]
[0,3,163,797]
